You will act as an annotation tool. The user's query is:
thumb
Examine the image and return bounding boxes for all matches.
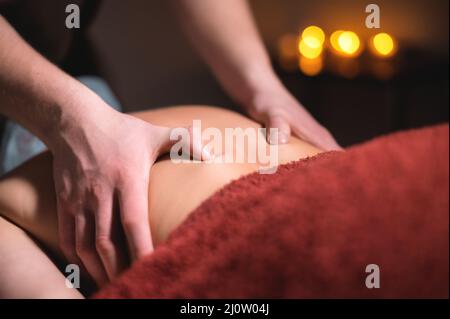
[265,114,291,145]
[186,125,212,161]
[153,125,211,161]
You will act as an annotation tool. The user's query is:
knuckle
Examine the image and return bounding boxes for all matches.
[266,114,284,127]
[95,236,113,255]
[121,215,139,230]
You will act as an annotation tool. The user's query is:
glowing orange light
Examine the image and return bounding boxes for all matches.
[298,25,325,59]
[330,30,345,53]
[338,31,360,55]
[299,56,323,76]
[298,38,323,59]
[371,32,396,57]
[330,30,361,57]
[301,26,325,48]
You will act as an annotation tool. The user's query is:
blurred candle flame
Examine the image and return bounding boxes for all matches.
[278,25,397,79]
[330,30,345,53]
[330,30,361,57]
[298,25,325,60]
[370,32,396,57]
[298,38,323,59]
[298,56,323,76]
[301,26,325,47]
[338,31,361,56]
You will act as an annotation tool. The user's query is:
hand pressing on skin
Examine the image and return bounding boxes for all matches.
[52,97,206,286]
[171,0,341,151]
[243,75,342,150]
[0,15,207,287]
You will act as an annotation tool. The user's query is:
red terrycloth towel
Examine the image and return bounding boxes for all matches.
[95,124,449,298]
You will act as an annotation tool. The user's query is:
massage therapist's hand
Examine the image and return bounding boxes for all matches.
[0,15,207,287]
[51,95,189,286]
[172,0,341,150]
[242,72,341,150]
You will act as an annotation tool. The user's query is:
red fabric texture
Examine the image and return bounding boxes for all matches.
[95,124,449,298]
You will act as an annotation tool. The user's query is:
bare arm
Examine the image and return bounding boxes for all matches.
[0,15,103,146]
[171,0,271,105]
[172,0,340,149]
[0,15,203,287]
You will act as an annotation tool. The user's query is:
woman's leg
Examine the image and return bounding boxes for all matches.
[0,216,83,298]
[0,152,93,297]
[0,151,60,253]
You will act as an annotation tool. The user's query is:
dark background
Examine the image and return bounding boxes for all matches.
[1,0,448,147]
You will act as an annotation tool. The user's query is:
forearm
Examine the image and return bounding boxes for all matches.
[172,0,279,105]
[0,15,110,148]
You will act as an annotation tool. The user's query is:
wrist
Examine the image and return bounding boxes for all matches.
[46,86,118,153]
[237,62,283,107]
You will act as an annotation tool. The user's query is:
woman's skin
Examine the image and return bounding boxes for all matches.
[0,106,322,298]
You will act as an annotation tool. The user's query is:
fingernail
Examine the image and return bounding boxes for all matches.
[278,132,289,144]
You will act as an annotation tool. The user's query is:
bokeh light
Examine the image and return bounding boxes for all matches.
[298,25,325,59]
[330,30,362,57]
[280,26,397,77]
[299,56,323,76]
[337,31,360,56]
[298,38,323,59]
[330,30,344,52]
[301,26,325,48]
[371,32,396,57]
